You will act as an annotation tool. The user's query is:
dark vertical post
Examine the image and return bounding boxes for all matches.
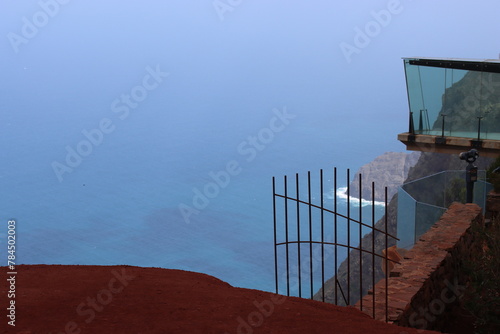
[384,187,389,323]
[441,114,447,137]
[466,166,473,204]
[320,169,325,302]
[308,171,313,299]
[418,109,423,132]
[359,174,363,310]
[284,175,290,296]
[477,116,483,141]
[371,182,376,319]
[347,169,351,305]
[461,149,479,204]
[409,111,415,134]
[466,163,478,203]
[273,177,278,294]
[334,168,338,305]
[296,173,301,298]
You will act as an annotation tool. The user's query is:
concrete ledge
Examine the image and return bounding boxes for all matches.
[398,132,500,157]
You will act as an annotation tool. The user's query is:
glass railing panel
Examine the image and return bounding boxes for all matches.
[397,187,416,250]
[418,66,446,134]
[443,170,466,207]
[414,202,446,242]
[444,71,488,136]
[404,59,500,140]
[477,71,500,140]
[439,68,469,136]
[397,170,491,249]
[474,179,494,212]
[401,172,446,206]
[404,60,425,131]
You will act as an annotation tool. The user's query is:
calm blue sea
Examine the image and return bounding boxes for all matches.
[0,0,413,293]
[2,0,498,296]
[0,99,390,293]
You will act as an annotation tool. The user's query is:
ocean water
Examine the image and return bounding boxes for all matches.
[0,99,391,293]
[3,0,500,297]
[0,2,405,293]
[273,181,386,296]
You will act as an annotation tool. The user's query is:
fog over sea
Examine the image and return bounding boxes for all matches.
[1,1,499,292]
[0,96,388,292]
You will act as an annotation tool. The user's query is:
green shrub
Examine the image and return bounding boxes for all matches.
[462,219,500,333]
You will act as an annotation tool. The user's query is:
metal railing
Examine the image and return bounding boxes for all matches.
[272,168,399,321]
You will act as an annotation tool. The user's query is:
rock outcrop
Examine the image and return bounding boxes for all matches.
[348,151,420,202]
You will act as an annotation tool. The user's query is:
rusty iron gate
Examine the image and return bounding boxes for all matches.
[272,168,399,321]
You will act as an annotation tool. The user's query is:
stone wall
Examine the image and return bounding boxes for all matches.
[355,202,483,332]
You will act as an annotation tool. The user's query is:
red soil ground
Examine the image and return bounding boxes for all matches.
[1,265,440,334]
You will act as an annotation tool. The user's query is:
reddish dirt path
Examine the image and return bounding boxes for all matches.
[1,265,439,334]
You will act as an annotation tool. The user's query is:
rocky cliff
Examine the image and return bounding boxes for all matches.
[314,151,494,306]
[348,151,421,202]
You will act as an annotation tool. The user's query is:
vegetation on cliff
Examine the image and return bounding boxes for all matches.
[315,151,493,306]
[462,217,500,333]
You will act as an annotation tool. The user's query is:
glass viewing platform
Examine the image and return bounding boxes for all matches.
[398,57,500,157]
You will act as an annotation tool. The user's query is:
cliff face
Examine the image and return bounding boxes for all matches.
[349,152,421,202]
[314,151,494,306]
[431,70,500,133]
